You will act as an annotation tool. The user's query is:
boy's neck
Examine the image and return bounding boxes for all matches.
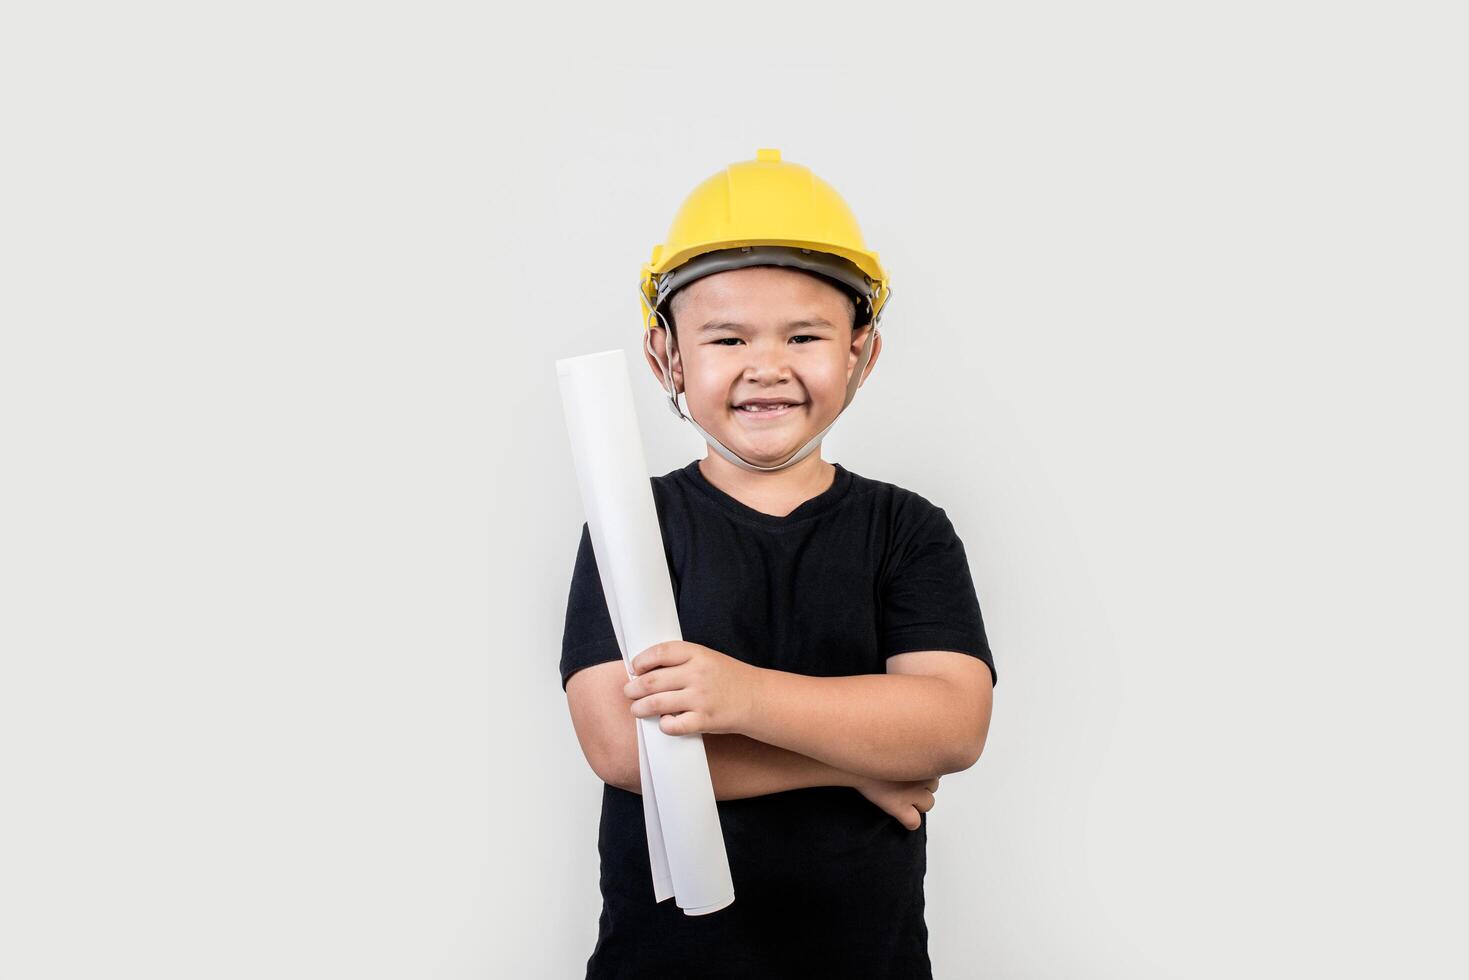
[697,451,836,519]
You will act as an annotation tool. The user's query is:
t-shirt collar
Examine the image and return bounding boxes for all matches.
[679,459,854,527]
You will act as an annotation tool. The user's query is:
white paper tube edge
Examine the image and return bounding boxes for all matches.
[556,348,734,914]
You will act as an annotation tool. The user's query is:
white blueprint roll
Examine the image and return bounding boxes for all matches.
[556,348,735,916]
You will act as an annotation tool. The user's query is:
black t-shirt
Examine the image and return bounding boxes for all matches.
[559,459,996,980]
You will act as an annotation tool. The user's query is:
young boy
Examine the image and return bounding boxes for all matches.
[559,149,997,979]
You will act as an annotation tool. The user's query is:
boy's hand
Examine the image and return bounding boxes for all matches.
[851,775,941,831]
[624,641,763,737]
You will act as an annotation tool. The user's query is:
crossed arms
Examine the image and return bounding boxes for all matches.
[564,650,994,802]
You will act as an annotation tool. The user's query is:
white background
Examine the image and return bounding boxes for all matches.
[3,2,1465,977]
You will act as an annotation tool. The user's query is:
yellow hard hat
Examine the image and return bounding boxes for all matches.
[638,147,890,333]
[637,148,891,474]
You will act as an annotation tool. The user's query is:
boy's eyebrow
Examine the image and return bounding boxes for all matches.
[697,317,835,333]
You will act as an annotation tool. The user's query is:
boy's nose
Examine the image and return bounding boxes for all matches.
[743,342,792,380]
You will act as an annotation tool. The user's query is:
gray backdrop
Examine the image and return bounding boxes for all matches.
[3,2,1464,977]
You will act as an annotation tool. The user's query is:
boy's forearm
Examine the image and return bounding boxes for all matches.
[608,732,861,800]
[740,669,971,782]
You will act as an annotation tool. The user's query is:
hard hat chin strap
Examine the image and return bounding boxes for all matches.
[641,315,881,474]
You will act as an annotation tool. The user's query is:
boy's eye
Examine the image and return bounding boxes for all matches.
[710,336,820,346]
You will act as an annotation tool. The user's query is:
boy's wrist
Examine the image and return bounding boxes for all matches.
[739,663,770,738]
[739,663,791,747]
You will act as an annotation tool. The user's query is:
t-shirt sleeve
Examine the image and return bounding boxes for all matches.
[880,503,997,687]
[559,522,626,691]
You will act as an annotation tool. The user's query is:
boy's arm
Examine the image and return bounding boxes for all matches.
[628,644,993,784]
[625,643,993,781]
[566,660,860,799]
[740,651,994,782]
[606,732,862,800]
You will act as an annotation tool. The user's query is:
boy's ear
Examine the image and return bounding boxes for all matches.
[643,324,684,394]
[848,324,882,388]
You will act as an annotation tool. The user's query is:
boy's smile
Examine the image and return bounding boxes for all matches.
[733,401,801,420]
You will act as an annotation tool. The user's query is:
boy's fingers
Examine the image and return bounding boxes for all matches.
[630,693,663,717]
[623,667,686,699]
[630,646,657,675]
[659,711,701,736]
[631,641,690,675]
[631,691,690,718]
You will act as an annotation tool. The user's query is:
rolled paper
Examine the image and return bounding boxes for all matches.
[556,348,735,916]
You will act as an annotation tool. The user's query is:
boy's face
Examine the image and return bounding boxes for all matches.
[644,265,882,468]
